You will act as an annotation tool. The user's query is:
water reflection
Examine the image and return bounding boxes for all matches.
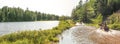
[0,21,59,35]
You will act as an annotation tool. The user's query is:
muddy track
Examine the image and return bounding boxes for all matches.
[72,25,120,44]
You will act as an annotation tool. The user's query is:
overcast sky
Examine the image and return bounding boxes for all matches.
[0,0,81,16]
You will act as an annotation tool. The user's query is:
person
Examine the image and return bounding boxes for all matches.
[98,23,104,29]
[98,22,109,32]
[103,22,109,32]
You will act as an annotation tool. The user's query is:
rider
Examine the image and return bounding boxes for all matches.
[103,22,109,32]
[98,22,104,29]
[98,22,109,32]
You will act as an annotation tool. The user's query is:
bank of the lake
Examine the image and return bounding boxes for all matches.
[0,20,74,44]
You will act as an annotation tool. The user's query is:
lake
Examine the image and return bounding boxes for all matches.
[0,21,59,35]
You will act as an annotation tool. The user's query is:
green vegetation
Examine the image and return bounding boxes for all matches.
[2,0,120,44]
[71,0,120,30]
[0,20,74,44]
[0,6,73,44]
[107,13,120,30]
[0,6,59,22]
[59,16,71,21]
[72,0,95,23]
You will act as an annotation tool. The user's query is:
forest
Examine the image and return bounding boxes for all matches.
[0,6,60,22]
[71,0,120,30]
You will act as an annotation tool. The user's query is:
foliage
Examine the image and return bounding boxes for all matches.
[86,14,103,28]
[71,0,95,23]
[72,0,120,22]
[71,0,120,30]
[0,6,59,22]
[107,13,120,24]
[106,13,120,30]
[94,0,120,21]
[110,24,120,30]
[0,20,74,44]
[59,16,71,21]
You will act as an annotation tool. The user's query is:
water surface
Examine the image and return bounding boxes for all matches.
[0,21,59,35]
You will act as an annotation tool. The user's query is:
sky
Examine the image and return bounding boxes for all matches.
[0,0,81,16]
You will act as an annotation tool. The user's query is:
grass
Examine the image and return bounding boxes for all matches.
[0,20,75,44]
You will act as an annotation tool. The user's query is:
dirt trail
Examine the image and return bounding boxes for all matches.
[90,29,120,44]
[72,25,120,44]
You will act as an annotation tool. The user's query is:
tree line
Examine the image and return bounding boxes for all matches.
[71,0,120,30]
[0,6,60,22]
[71,0,120,23]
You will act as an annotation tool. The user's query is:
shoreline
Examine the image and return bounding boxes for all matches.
[0,20,75,44]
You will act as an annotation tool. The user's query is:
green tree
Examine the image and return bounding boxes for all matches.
[0,6,60,22]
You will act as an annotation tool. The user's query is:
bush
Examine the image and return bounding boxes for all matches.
[110,24,120,30]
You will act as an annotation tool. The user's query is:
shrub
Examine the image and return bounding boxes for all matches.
[110,24,120,30]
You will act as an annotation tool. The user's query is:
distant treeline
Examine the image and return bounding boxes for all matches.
[0,6,59,22]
